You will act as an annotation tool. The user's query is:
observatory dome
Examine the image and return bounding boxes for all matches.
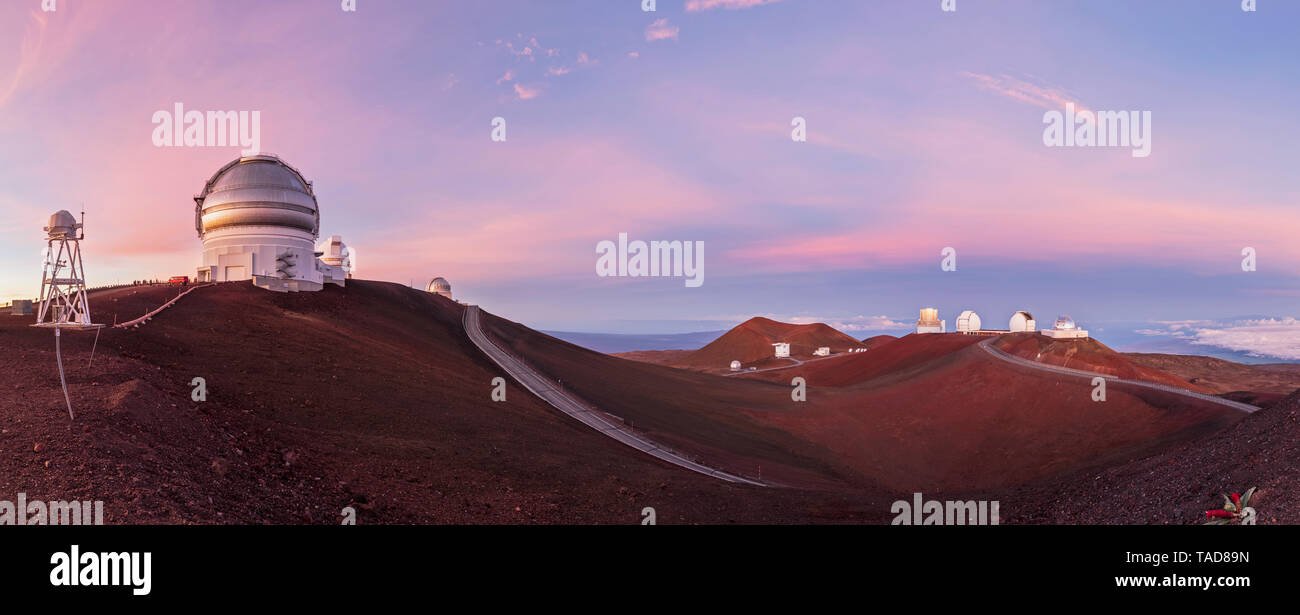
[195,155,319,237]
[956,310,981,333]
[427,277,452,300]
[1009,311,1036,332]
[192,154,343,292]
[1054,316,1077,330]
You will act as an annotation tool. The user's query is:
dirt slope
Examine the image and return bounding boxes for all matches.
[992,333,1211,393]
[476,320,1244,494]
[678,317,865,370]
[1125,353,1300,397]
[0,281,890,524]
[1003,389,1300,524]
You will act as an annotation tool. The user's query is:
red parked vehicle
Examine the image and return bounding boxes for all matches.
[168,276,190,285]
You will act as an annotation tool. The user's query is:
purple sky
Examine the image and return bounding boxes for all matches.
[1,0,1297,357]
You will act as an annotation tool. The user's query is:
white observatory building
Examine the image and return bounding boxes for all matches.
[955,310,982,333]
[916,308,945,334]
[730,360,742,371]
[1009,311,1036,332]
[1041,315,1089,339]
[426,277,452,300]
[193,154,347,292]
[772,342,791,358]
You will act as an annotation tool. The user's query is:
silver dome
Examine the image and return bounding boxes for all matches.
[1054,316,1076,330]
[44,210,79,239]
[195,154,319,238]
[427,277,451,293]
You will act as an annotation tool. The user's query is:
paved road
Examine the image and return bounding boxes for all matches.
[463,306,769,486]
[978,337,1258,414]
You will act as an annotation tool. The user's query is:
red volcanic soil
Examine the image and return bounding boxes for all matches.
[741,332,985,387]
[0,283,1266,524]
[1004,389,1300,524]
[991,333,1212,393]
[0,281,894,524]
[738,341,1244,493]
[676,317,864,370]
[474,320,1245,494]
[859,334,897,349]
[477,313,869,490]
[1125,353,1300,397]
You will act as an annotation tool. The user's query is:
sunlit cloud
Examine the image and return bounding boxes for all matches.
[514,82,542,100]
[645,19,679,42]
[686,0,783,11]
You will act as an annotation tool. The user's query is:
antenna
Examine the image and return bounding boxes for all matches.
[33,208,104,420]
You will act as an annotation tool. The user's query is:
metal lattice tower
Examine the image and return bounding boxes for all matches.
[33,210,103,420]
[36,211,94,327]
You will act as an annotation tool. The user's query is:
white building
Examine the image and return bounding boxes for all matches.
[813,347,830,356]
[1009,311,1036,332]
[1041,315,1089,339]
[730,360,742,371]
[916,307,946,334]
[193,154,347,292]
[956,310,982,333]
[772,342,791,358]
[426,277,452,300]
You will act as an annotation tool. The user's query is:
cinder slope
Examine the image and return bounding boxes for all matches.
[0,281,889,524]
[679,317,865,369]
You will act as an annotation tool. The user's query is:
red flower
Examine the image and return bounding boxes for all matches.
[1230,493,1241,506]
[1206,509,1235,519]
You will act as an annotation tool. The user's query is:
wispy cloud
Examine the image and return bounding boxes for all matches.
[513,82,542,100]
[962,71,1086,111]
[686,0,783,11]
[645,18,680,42]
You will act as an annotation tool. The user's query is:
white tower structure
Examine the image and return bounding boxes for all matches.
[772,342,791,358]
[916,307,945,334]
[426,277,452,300]
[36,211,96,329]
[956,310,982,333]
[193,154,345,292]
[1009,311,1036,332]
[34,210,103,420]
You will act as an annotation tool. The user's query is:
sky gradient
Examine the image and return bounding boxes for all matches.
[1,0,1297,358]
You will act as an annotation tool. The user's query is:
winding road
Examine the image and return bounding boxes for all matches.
[463,306,768,486]
[978,337,1259,414]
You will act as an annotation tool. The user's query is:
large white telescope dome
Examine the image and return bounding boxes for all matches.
[195,154,319,238]
[192,154,344,292]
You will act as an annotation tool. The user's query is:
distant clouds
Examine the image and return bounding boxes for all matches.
[1137,318,1300,360]
[645,18,680,41]
[686,0,784,11]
